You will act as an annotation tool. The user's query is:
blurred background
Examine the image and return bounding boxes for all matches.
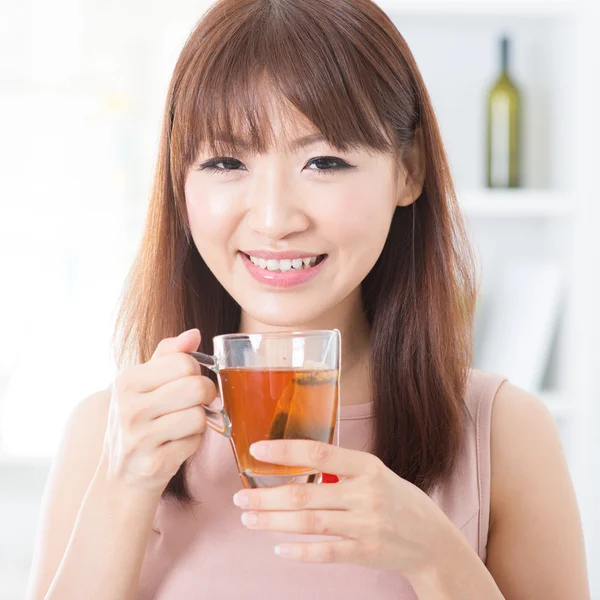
[1,0,599,597]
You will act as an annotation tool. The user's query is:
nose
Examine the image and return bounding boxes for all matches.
[245,167,310,241]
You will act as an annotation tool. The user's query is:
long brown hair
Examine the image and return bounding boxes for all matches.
[113,0,476,503]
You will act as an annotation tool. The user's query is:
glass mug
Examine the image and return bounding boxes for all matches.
[189,330,341,488]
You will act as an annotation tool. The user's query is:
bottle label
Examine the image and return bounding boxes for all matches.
[490,94,511,187]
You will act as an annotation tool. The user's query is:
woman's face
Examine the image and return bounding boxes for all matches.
[184,106,416,330]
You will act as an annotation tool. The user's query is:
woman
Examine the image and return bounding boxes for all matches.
[26,0,589,598]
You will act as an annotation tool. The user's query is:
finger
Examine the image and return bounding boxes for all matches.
[240,509,357,539]
[150,405,207,445]
[125,352,203,393]
[146,375,218,419]
[152,328,201,360]
[233,481,352,511]
[160,432,204,463]
[273,540,361,564]
[249,440,379,478]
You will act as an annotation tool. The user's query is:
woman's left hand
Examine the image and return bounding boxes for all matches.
[232,439,455,577]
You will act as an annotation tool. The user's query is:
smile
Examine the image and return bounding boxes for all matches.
[244,253,326,272]
[239,252,328,288]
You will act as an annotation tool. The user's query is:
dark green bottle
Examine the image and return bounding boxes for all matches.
[486,36,521,188]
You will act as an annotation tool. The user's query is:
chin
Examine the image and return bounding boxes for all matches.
[240,299,328,331]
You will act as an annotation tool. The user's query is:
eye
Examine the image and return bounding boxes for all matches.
[195,157,245,176]
[194,155,357,177]
[305,156,357,176]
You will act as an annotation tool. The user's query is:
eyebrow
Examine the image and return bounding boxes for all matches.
[214,132,328,151]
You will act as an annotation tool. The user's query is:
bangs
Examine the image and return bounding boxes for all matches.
[170,0,408,166]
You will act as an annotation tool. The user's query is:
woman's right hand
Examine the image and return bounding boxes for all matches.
[100,328,216,496]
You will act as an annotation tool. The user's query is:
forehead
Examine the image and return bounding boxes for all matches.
[191,79,395,159]
[214,94,331,152]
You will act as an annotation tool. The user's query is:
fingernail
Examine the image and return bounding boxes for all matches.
[250,442,269,459]
[274,544,293,557]
[241,512,258,526]
[233,492,249,507]
[178,328,198,339]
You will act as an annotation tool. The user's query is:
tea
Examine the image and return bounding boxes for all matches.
[219,367,339,487]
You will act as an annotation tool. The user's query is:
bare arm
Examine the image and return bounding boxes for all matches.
[25,389,161,600]
[26,328,215,600]
[485,382,590,599]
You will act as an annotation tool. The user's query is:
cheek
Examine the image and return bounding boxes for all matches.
[320,179,394,255]
[185,179,239,252]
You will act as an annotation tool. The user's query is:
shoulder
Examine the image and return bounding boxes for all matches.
[48,385,113,505]
[488,380,562,517]
[49,384,113,504]
[464,371,557,453]
[469,374,563,521]
[58,386,112,468]
[68,385,112,435]
[484,381,589,597]
[67,385,112,432]
[462,368,554,442]
[490,379,556,443]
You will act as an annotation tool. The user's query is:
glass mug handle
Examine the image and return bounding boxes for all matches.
[189,351,232,439]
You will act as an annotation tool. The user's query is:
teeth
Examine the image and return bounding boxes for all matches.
[246,254,322,272]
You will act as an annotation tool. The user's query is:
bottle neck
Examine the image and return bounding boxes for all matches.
[501,37,510,74]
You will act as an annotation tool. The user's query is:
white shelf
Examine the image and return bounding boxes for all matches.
[458,189,572,218]
[375,0,575,17]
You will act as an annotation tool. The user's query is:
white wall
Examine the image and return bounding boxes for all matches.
[0,464,49,600]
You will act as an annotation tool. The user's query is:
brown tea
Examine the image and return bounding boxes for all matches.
[218,367,338,481]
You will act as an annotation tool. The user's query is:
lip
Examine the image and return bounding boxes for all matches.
[240,251,327,289]
[241,249,322,260]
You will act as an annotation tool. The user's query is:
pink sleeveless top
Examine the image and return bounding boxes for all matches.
[136,369,506,599]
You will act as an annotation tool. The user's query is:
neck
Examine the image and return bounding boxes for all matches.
[238,289,372,406]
